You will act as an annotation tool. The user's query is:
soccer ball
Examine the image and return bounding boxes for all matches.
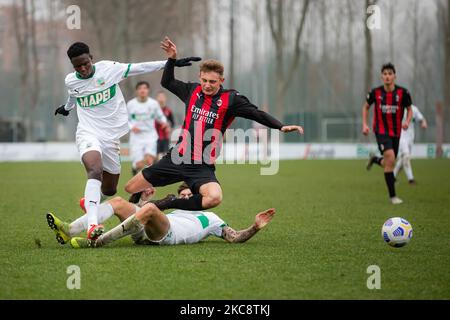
[381,217,413,247]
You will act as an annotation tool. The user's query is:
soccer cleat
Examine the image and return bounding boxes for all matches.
[408,179,417,185]
[46,212,71,245]
[87,224,104,240]
[366,153,377,171]
[390,197,403,205]
[70,237,93,249]
[79,197,86,213]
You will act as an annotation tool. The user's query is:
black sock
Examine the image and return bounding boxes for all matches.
[384,172,396,198]
[167,194,204,211]
[374,157,383,166]
[128,192,142,204]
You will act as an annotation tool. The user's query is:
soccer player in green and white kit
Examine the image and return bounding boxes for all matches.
[52,42,200,241]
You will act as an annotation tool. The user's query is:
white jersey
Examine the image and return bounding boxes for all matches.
[127,97,167,139]
[400,105,425,143]
[161,210,227,245]
[64,60,166,140]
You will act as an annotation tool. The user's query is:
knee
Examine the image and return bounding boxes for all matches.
[136,203,158,224]
[87,166,103,180]
[124,181,135,194]
[102,187,117,197]
[403,154,411,166]
[203,193,222,208]
[385,161,395,170]
[109,196,126,209]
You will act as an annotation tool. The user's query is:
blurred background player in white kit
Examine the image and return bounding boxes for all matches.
[394,105,427,185]
[127,81,168,175]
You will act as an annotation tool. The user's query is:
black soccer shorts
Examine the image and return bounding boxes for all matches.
[375,134,400,158]
[141,152,219,194]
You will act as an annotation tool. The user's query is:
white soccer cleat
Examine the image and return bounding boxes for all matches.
[390,197,403,205]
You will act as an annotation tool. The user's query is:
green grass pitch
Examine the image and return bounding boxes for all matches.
[0,159,449,299]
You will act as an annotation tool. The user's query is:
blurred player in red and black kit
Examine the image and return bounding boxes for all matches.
[362,63,413,204]
[155,91,175,159]
[125,37,304,211]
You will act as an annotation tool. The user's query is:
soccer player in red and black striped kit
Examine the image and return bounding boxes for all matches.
[124,37,304,211]
[362,63,413,204]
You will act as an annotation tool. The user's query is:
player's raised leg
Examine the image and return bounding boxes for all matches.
[84,202,169,248]
[155,181,222,211]
[81,150,104,239]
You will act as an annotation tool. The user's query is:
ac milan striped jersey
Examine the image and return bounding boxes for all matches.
[366,85,412,138]
[161,58,284,164]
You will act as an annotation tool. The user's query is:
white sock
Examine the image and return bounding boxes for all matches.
[403,155,414,180]
[85,179,102,229]
[96,214,143,247]
[69,203,115,236]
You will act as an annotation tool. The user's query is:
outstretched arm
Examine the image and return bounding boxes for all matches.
[125,60,167,77]
[222,208,275,243]
[231,95,304,134]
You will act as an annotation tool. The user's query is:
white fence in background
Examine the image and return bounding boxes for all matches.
[0,143,449,162]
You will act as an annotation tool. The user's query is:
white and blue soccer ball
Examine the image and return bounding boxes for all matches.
[381,217,413,247]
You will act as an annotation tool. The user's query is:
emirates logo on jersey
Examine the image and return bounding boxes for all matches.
[381,104,399,114]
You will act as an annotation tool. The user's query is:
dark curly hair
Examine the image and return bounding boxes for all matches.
[67,42,90,60]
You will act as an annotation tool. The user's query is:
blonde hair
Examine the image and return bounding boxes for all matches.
[199,59,224,77]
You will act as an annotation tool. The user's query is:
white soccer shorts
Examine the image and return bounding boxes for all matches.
[129,133,158,167]
[76,130,121,174]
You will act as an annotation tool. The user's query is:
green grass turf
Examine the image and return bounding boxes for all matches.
[0,159,449,299]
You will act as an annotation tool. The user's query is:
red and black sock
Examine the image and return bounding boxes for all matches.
[384,172,396,198]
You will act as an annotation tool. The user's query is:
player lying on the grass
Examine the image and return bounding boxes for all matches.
[47,183,275,247]
[54,41,200,240]
[125,36,304,211]
[393,105,427,185]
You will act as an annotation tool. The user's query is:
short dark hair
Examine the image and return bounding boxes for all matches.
[177,182,190,195]
[67,42,90,60]
[381,62,396,74]
[135,81,150,90]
